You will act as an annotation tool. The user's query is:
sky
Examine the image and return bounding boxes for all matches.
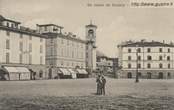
[0,0,174,57]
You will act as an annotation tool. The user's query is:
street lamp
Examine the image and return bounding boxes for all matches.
[135,44,139,83]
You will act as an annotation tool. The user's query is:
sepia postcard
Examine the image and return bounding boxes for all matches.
[0,0,173,109]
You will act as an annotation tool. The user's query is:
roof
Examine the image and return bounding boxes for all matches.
[37,24,64,29]
[86,23,97,28]
[0,15,21,24]
[0,25,47,38]
[118,41,174,47]
[43,32,86,43]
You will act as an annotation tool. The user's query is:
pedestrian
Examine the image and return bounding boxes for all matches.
[101,75,106,95]
[96,74,102,95]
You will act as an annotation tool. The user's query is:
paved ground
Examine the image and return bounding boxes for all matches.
[0,78,173,110]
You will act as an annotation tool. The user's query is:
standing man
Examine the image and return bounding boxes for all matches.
[101,75,106,95]
[96,74,101,95]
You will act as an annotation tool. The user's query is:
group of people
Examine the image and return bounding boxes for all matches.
[96,74,106,95]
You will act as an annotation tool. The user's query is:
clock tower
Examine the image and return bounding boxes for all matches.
[85,21,97,74]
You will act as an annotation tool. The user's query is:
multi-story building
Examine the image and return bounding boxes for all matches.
[0,15,97,80]
[0,15,46,80]
[117,40,174,79]
[37,23,97,79]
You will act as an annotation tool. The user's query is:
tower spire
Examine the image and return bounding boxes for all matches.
[90,20,92,25]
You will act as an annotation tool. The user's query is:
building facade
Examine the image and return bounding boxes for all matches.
[0,15,46,80]
[0,15,97,80]
[37,23,96,79]
[118,40,174,79]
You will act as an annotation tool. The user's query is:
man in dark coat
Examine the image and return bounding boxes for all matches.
[101,75,106,95]
[96,74,102,95]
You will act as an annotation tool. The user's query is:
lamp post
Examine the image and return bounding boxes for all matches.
[135,45,139,83]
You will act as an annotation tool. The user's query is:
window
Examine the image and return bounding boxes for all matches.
[147,48,151,52]
[147,63,151,68]
[40,56,43,64]
[29,43,32,52]
[127,72,132,78]
[167,56,170,61]
[168,64,170,69]
[29,35,32,40]
[11,24,14,28]
[168,72,171,78]
[159,56,163,60]
[40,45,43,53]
[159,48,162,52]
[128,48,131,53]
[138,63,141,68]
[20,33,23,38]
[29,54,32,64]
[6,52,10,63]
[6,39,10,49]
[86,53,88,58]
[6,31,10,36]
[7,22,9,27]
[19,54,22,64]
[137,48,141,53]
[159,63,163,68]
[128,56,131,60]
[19,42,23,51]
[168,48,170,53]
[138,56,141,60]
[147,56,152,60]
[128,63,131,68]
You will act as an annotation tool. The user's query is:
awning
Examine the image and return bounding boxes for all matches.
[4,67,18,73]
[4,66,30,73]
[59,68,71,75]
[76,69,88,74]
[68,69,77,74]
[16,67,30,73]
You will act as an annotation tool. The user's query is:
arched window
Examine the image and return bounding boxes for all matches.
[159,56,163,60]
[159,63,163,68]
